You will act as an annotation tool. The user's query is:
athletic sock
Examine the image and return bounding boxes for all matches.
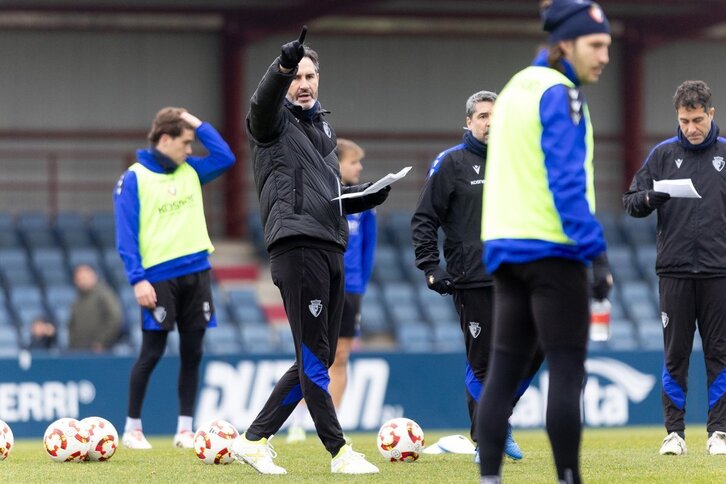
[125,417,142,433]
[177,415,193,434]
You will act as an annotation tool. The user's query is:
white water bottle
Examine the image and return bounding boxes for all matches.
[590,298,611,342]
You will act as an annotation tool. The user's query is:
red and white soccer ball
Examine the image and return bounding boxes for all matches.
[82,416,118,462]
[0,419,14,461]
[44,417,90,463]
[193,419,239,464]
[377,417,425,462]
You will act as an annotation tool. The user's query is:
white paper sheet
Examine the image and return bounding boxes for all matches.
[653,178,701,199]
[332,166,412,200]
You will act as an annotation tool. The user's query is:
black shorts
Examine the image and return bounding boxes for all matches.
[141,269,216,332]
[339,293,362,338]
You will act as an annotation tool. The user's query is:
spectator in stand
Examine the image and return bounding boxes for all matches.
[68,263,123,352]
[28,314,57,350]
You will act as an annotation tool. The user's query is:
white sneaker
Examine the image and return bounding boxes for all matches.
[659,432,686,455]
[331,444,379,474]
[707,431,726,455]
[122,429,152,450]
[231,433,286,475]
[173,430,195,449]
[286,425,306,443]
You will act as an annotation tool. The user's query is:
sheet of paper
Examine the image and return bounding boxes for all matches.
[653,178,701,198]
[333,166,412,200]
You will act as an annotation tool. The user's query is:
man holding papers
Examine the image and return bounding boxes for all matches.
[623,80,726,457]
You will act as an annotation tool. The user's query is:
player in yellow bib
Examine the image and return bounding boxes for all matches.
[114,107,235,450]
[477,2,612,483]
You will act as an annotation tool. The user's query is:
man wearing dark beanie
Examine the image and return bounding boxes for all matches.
[476,1,612,483]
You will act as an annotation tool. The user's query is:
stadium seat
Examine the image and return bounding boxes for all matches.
[433,325,463,352]
[0,305,12,326]
[395,322,433,352]
[240,325,276,353]
[88,212,116,248]
[46,285,77,308]
[37,266,73,286]
[205,325,242,355]
[0,326,20,356]
[67,247,102,271]
[638,321,663,350]
[607,319,638,351]
[607,246,641,283]
[1,266,38,287]
[9,285,44,309]
[165,330,180,355]
[372,245,406,282]
[0,248,30,270]
[621,215,657,246]
[0,230,22,248]
[231,304,267,326]
[359,301,390,336]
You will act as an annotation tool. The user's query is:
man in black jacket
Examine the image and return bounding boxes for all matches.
[411,91,541,462]
[623,80,726,457]
[232,27,387,475]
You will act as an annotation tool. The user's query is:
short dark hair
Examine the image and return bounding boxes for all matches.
[673,80,712,111]
[304,45,319,72]
[148,107,193,145]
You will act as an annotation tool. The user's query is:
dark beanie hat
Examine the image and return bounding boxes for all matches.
[542,0,611,42]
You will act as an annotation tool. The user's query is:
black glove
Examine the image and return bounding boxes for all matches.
[646,190,670,209]
[425,266,454,295]
[279,26,307,70]
[365,185,391,207]
[590,252,613,300]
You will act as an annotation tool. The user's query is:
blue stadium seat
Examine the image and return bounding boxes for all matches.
[638,321,663,350]
[360,301,390,336]
[232,304,267,326]
[89,212,116,248]
[9,285,44,310]
[205,325,242,355]
[620,280,658,313]
[621,215,657,246]
[32,247,65,268]
[598,212,627,247]
[55,212,86,230]
[56,225,95,249]
[16,212,50,230]
[0,230,22,248]
[240,325,275,353]
[0,248,30,270]
[166,330,180,355]
[67,247,102,271]
[275,326,296,353]
[0,305,12,326]
[227,288,258,307]
[1,266,37,286]
[384,211,414,248]
[607,246,641,282]
[52,306,71,328]
[395,322,433,352]
[37,266,72,286]
[46,285,77,308]
[607,320,638,351]
[372,245,406,282]
[433,325,463,352]
[0,326,20,356]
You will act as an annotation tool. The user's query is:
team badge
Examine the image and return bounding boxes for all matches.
[203,301,211,322]
[588,4,606,23]
[322,121,332,138]
[153,306,167,323]
[168,186,177,196]
[675,158,683,168]
[713,156,724,172]
[115,174,125,195]
[661,312,669,329]
[309,299,323,317]
[468,322,481,338]
[473,165,481,175]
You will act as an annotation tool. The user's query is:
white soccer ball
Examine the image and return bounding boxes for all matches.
[0,419,14,461]
[81,417,119,462]
[44,418,90,463]
[193,419,239,464]
[376,417,425,462]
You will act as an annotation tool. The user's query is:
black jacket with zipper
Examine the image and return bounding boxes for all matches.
[247,59,379,254]
[623,122,726,276]
[411,132,492,288]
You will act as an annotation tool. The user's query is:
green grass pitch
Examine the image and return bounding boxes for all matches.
[2,426,726,482]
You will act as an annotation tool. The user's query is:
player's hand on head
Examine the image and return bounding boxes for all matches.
[133,280,157,309]
[180,111,202,129]
[279,25,307,70]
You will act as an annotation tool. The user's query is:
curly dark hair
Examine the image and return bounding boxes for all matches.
[673,80,712,111]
